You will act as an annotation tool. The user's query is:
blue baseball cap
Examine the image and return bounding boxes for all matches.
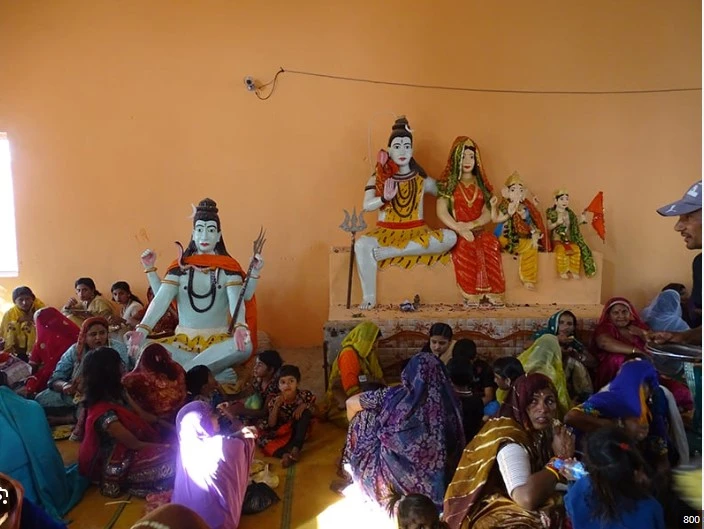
[657,181,702,216]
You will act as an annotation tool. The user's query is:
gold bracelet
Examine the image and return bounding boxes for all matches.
[136,323,153,333]
[233,322,249,330]
[143,267,157,273]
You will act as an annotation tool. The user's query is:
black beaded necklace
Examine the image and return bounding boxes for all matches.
[186,267,219,313]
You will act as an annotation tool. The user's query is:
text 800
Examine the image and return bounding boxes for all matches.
[682,515,701,525]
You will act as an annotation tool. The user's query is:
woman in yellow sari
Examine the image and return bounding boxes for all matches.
[0,286,45,361]
[444,373,575,529]
[324,321,384,426]
[516,335,571,417]
[61,278,116,327]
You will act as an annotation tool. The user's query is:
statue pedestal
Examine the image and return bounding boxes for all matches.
[324,246,604,384]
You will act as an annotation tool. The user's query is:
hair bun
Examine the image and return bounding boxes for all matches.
[197,198,218,214]
[392,116,409,131]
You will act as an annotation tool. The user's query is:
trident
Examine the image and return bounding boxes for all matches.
[228,227,266,334]
[339,208,367,309]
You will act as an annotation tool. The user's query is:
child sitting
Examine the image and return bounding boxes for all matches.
[565,427,665,529]
[257,365,315,468]
[492,356,525,404]
[390,493,449,529]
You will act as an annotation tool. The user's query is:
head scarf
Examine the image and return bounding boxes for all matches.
[76,317,109,360]
[438,136,493,203]
[499,372,559,430]
[584,360,658,426]
[532,309,585,353]
[641,290,690,332]
[517,335,570,417]
[351,352,464,510]
[327,321,383,388]
[25,308,80,395]
[122,343,186,417]
[11,286,34,303]
[598,297,648,330]
[176,401,222,486]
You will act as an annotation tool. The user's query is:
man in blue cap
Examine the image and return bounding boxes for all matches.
[656,180,702,336]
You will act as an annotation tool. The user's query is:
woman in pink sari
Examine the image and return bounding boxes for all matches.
[172,400,256,529]
[592,298,649,389]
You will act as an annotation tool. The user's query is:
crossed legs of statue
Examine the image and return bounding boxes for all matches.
[160,340,252,384]
[355,232,457,310]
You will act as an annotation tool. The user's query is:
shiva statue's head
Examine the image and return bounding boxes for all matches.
[185,198,230,257]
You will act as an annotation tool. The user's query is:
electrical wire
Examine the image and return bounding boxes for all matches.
[253,66,700,97]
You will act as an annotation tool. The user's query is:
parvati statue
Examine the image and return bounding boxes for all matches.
[491,172,550,289]
[354,116,457,309]
[437,137,506,307]
[546,189,596,279]
[128,198,261,385]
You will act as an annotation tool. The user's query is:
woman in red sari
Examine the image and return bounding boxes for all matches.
[592,298,649,389]
[437,137,505,307]
[24,309,79,397]
[78,347,175,498]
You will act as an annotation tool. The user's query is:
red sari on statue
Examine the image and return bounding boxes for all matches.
[450,183,505,297]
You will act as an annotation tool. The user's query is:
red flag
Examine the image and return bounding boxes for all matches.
[583,191,605,241]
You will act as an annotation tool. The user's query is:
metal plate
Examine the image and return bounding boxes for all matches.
[646,343,702,362]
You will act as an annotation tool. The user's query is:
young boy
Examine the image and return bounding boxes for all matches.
[492,356,525,403]
[258,364,316,467]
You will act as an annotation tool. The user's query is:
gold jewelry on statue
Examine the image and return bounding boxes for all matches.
[233,322,249,330]
[161,279,179,286]
[143,267,157,273]
[225,280,243,287]
[136,323,153,333]
[250,274,260,279]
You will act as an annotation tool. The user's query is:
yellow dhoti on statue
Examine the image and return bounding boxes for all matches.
[499,237,538,284]
[553,242,581,276]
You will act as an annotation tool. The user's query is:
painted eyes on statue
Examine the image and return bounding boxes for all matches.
[195,226,218,235]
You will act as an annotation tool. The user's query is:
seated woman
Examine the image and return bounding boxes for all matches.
[0,381,87,522]
[565,359,675,473]
[642,288,690,380]
[424,322,454,363]
[78,347,176,497]
[447,355,485,442]
[254,365,316,468]
[24,309,79,397]
[61,277,116,327]
[518,334,576,414]
[111,281,145,331]
[140,287,179,338]
[35,317,131,426]
[343,352,465,511]
[453,339,496,416]
[565,427,665,529]
[0,286,45,361]
[324,321,384,425]
[591,297,649,389]
[122,343,187,421]
[444,373,575,529]
[493,356,524,404]
[172,401,256,529]
[533,309,597,370]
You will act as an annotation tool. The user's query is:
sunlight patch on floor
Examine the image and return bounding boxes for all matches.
[308,484,396,529]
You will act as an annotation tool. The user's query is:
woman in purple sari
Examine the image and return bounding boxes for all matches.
[171,401,256,529]
[342,351,465,510]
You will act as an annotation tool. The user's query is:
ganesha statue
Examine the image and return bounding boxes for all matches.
[491,171,550,289]
[354,116,457,309]
[436,137,506,307]
[129,198,261,385]
[546,189,596,279]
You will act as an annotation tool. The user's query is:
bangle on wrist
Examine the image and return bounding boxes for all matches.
[136,323,153,333]
[143,267,157,273]
[544,457,561,480]
[233,322,249,330]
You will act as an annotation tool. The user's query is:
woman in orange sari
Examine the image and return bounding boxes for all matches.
[437,137,505,307]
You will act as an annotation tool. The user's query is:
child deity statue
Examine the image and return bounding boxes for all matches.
[354,116,457,309]
[546,189,596,279]
[491,172,550,289]
[436,137,506,307]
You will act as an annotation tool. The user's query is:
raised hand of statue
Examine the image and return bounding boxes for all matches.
[252,253,264,273]
[383,177,398,202]
[234,326,250,352]
[140,249,157,269]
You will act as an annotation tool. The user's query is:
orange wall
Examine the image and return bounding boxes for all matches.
[0,0,700,346]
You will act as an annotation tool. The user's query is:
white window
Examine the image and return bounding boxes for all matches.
[0,133,18,277]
